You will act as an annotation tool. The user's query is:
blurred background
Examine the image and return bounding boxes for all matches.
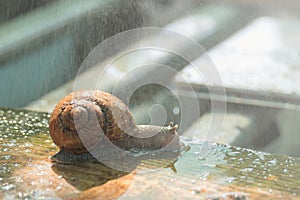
[0,0,300,157]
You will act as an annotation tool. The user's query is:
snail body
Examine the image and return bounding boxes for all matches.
[49,90,180,163]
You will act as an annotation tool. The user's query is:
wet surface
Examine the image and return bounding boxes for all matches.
[0,108,299,199]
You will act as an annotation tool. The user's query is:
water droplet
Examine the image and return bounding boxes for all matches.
[268,189,273,193]
[235,147,242,151]
[198,156,206,160]
[240,168,253,173]
[227,151,240,156]
[1,184,16,191]
[23,142,33,147]
[17,192,23,198]
[226,177,237,183]
[172,107,180,115]
[56,186,62,191]
[191,186,202,194]
[3,155,11,160]
[202,164,216,168]
[199,172,210,181]
[39,179,49,184]
[25,149,31,153]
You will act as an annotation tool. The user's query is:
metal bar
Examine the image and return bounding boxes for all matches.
[177,83,300,111]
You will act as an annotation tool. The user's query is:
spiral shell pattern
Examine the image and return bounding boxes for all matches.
[49,90,137,155]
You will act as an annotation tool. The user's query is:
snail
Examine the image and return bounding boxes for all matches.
[49,90,181,163]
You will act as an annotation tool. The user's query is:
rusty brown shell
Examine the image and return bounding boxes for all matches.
[49,90,137,155]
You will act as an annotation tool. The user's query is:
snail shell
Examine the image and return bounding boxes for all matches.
[49,90,180,163]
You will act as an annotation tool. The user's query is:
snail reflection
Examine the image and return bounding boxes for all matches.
[51,149,181,191]
[51,162,130,191]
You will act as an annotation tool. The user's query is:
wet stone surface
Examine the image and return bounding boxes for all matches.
[0,107,299,199]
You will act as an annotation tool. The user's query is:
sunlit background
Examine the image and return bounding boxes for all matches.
[0,0,300,158]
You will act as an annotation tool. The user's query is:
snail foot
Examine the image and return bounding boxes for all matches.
[51,149,98,164]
